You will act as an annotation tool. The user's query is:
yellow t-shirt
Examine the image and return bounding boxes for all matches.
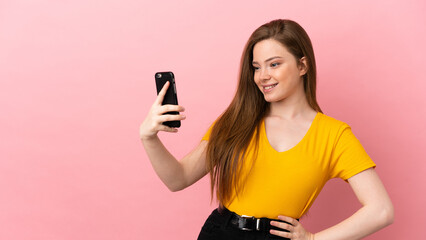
[201,112,376,219]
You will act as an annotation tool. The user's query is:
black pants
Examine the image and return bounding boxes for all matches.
[197,208,290,240]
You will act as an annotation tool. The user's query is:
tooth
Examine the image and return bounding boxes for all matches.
[265,84,276,90]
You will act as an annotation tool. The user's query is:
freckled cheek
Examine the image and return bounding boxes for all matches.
[273,70,291,83]
[272,69,285,79]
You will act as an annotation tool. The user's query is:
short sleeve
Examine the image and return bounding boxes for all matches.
[329,124,376,181]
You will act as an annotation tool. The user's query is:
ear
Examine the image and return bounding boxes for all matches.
[298,56,308,77]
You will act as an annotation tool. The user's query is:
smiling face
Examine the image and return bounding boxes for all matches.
[252,38,307,103]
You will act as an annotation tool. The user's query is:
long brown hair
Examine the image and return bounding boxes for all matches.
[206,19,322,205]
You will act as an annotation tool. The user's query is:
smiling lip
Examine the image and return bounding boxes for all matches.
[262,83,278,93]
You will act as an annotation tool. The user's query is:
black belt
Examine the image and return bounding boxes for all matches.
[219,206,298,233]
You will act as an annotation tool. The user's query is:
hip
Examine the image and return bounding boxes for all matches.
[197,207,293,240]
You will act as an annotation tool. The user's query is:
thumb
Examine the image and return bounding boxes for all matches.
[154,81,170,105]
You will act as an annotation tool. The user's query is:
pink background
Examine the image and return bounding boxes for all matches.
[1,0,425,239]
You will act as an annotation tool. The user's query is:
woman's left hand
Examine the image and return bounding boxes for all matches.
[270,215,314,240]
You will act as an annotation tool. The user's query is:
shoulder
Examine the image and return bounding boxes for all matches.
[317,112,351,134]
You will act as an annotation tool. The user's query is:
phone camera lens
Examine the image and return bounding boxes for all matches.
[156,73,162,78]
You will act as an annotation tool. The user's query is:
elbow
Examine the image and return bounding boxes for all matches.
[168,185,183,192]
[384,205,395,226]
[378,202,395,228]
[166,181,187,192]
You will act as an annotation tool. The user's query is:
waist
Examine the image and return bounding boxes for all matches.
[218,206,297,235]
[224,200,302,219]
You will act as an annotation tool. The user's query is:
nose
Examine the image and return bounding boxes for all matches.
[259,68,271,81]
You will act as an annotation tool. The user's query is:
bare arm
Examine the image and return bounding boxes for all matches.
[140,81,209,191]
[270,168,394,240]
[142,137,208,191]
[313,168,394,239]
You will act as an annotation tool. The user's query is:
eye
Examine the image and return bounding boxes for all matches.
[253,66,260,71]
[271,62,280,67]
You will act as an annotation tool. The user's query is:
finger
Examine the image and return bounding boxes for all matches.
[154,81,170,105]
[278,215,298,226]
[159,105,185,114]
[270,220,293,232]
[158,124,179,133]
[269,229,291,239]
[158,114,186,123]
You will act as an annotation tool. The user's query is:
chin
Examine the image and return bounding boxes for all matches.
[264,97,276,103]
[264,95,286,103]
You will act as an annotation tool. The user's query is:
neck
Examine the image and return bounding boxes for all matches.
[267,85,314,120]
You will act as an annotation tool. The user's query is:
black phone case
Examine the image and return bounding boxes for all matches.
[155,71,181,128]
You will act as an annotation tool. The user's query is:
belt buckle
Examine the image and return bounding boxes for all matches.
[240,215,260,231]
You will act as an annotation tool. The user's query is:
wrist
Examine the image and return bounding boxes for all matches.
[140,133,158,142]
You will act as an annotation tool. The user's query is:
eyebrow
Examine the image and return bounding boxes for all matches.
[252,56,283,65]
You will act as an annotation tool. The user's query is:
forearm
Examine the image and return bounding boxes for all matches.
[313,203,394,240]
[141,135,185,191]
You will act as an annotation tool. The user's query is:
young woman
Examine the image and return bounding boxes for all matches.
[139,19,394,240]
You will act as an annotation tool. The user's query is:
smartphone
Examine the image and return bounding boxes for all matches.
[154,71,181,128]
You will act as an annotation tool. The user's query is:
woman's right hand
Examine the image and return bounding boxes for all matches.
[139,81,186,140]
